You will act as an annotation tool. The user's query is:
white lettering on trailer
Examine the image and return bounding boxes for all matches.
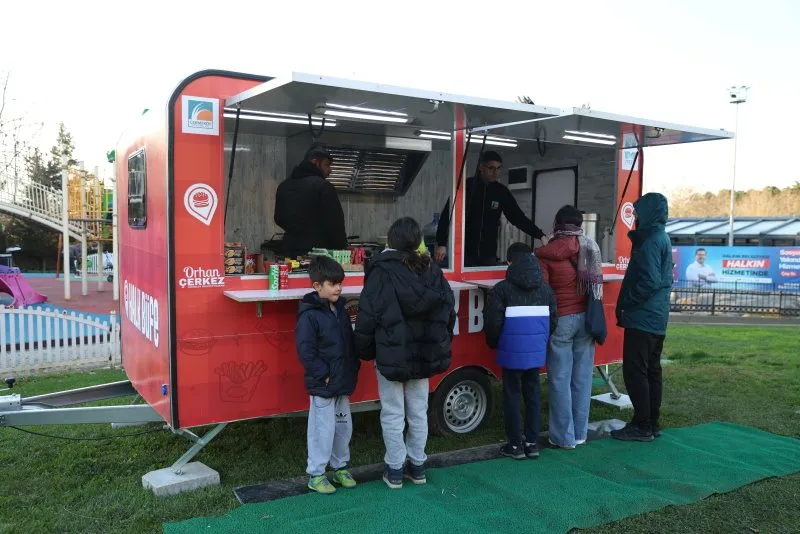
[452,290,460,336]
[179,266,225,288]
[467,289,484,334]
[123,280,159,348]
[452,289,485,336]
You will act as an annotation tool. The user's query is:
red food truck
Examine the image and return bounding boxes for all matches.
[116,69,731,445]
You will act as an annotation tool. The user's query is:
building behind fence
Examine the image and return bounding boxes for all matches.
[0,307,120,375]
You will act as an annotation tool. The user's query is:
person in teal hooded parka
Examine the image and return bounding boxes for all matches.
[612,192,673,442]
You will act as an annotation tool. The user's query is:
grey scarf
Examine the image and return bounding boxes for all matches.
[553,224,604,300]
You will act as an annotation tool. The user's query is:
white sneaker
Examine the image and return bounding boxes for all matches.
[548,438,575,450]
[575,439,587,445]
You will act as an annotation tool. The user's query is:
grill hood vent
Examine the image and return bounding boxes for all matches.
[325,137,431,196]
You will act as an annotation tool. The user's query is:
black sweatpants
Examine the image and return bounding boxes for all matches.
[622,328,665,432]
[502,367,541,446]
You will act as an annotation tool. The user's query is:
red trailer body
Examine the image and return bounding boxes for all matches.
[116,70,730,430]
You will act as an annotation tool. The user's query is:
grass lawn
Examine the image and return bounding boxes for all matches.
[0,324,798,534]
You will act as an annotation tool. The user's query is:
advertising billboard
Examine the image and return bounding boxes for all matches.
[672,246,800,289]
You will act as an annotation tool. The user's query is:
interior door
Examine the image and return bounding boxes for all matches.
[533,167,577,236]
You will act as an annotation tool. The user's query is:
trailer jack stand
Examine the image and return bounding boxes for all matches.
[141,423,229,496]
[170,423,228,475]
[591,365,633,409]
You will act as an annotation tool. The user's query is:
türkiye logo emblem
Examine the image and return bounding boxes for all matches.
[188,100,214,129]
[181,95,219,136]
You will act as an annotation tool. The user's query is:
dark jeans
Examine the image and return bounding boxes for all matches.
[622,328,665,432]
[502,367,541,446]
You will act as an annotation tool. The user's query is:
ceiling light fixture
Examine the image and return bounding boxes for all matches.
[315,103,411,124]
[223,111,335,127]
[415,130,518,147]
[563,130,616,140]
[562,134,616,146]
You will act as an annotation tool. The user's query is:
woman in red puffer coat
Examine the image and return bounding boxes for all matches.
[536,205,603,449]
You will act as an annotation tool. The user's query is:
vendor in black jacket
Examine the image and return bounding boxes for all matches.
[274,145,348,258]
[434,151,548,267]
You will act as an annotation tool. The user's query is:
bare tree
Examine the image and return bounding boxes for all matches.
[0,71,44,192]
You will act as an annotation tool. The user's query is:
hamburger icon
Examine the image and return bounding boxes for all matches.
[179,329,217,356]
[192,190,210,208]
[184,183,218,226]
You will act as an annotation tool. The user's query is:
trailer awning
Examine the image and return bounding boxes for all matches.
[469,107,734,149]
[224,72,561,137]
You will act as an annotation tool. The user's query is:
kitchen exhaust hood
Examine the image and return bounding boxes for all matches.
[324,137,431,196]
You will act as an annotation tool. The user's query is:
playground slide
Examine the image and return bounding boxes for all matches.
[0,266,47,308]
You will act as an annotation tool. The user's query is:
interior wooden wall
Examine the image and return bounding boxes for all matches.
[223,133,286,252]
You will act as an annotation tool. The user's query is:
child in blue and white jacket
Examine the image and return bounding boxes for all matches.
[484,242,558,459]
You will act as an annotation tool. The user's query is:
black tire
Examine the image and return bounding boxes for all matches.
[429,367,494,437]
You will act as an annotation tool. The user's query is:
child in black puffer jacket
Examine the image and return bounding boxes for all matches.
[296,256,360,494]
[355,217,456,490]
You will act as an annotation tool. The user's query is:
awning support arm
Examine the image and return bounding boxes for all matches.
[609,131,641,236]
[444,131,472,235]
[223,105,241,226]
[306,113,327,140]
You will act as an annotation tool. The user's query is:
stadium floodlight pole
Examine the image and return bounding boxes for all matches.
[728,85,749,247]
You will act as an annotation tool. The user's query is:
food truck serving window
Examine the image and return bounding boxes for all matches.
[127,148,147,229]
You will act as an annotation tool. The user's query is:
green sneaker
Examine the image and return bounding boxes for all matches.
[308,475,336,494]
[332,469,357,489]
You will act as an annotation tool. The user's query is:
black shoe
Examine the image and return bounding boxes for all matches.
[524,443,540,459]
[404,462,426,485]
[652,424,662,438]
[382,465,403,489]
[500,443,525,460]
[611,424,654,442]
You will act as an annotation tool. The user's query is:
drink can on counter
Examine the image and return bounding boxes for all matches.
[279,264,289,289]
[269,264,280,290]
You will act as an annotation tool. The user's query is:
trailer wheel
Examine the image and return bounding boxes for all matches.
[430,368,493,436]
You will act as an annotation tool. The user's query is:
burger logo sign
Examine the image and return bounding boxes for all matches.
[184,183,218,226]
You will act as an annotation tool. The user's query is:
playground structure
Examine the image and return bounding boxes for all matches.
[55,160,120,303]
[0,255,47,308]
[0,157,120,304]
[68,167,113,241]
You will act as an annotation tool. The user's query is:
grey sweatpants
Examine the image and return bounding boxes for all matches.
[376,368,429,470]
[306,395,352,476]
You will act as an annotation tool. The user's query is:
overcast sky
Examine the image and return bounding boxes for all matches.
[2,0,798,195]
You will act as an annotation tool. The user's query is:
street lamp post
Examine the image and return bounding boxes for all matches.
[728,86,749,247]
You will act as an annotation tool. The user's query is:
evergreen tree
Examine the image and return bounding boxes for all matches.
[45,122,76,189]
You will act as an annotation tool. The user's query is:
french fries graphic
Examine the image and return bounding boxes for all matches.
[215,360,268,402]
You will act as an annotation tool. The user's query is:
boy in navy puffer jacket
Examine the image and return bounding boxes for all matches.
[296,256,360,494]
[484,243,557,459]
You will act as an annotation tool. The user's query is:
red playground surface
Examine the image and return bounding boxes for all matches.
[22,275,120,315]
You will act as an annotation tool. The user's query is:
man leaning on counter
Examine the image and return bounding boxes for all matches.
[435,151,548,267]
[274,144,348,258]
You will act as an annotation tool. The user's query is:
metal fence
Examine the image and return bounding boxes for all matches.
[670,280,800,317]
